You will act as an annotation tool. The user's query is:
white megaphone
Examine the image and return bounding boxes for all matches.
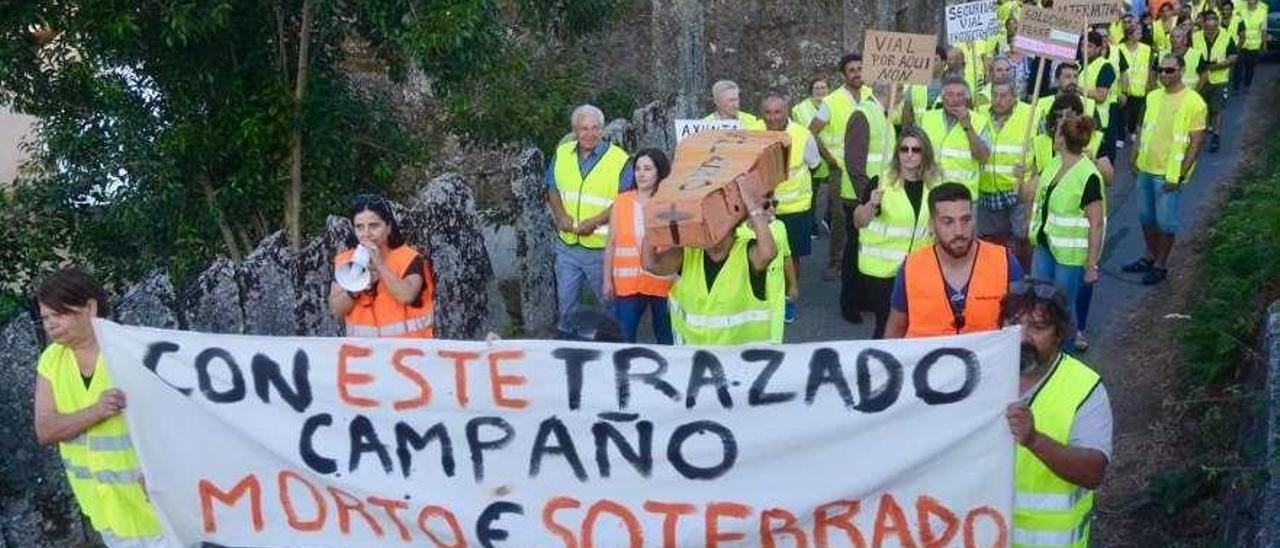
[335,245,373,292]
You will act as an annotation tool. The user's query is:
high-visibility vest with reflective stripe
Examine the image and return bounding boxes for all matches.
[1193,30,1233,84]
[1081,56,1119,128]
[775,122,815,214]
[981,102,1033,194]
[1013,354,1102,548]
[902,84,939,127]
[791,99,829,178]
[39,345,161,538]
[703,110,767,130]
[958,41,989,92]
[554,140,628,249]
[819,85,873,200]
[669,235,780,345]
[920,108,989,198]
[1240,3,1268,50]
[609,191,675,297]
[1153,19,1174,56]
[856,96,896,183]
[1029,156,1104,266]
[858,177,936,278]
[902,241,1010,338]
[1179,49,1205,88]
[1137,87,1207,185]
[1119,42,1153,97]
[336,245,436,338]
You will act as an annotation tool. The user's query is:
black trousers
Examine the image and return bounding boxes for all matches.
[839,203,862,323]
[1239,50,1260,89]
[1124,95,1146,138]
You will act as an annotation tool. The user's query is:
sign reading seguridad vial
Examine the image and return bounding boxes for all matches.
[946,0,999,44]
[97,320,1021,547]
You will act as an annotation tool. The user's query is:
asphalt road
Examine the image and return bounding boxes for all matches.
[780,65,1277,346]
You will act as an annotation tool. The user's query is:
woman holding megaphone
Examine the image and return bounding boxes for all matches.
[328,194,436,338]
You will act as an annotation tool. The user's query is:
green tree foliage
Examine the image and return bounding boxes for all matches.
[0,0,635,317]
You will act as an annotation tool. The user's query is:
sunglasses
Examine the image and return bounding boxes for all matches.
[899,145,923,153]
[1158,67,1180,74]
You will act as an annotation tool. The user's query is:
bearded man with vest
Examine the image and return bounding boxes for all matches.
[1124,54,1207,286]
[704,79,766,129]
[1192,10,1238,152]
[810,53,874,284]
[979,78,1033,250]
[545,104,633,338]
[920,76,992,199]
[841,80,900,325]
[763,93,822,323]
[33,268,166,548]
[1003,279,1113,548]
[643,179,783,346]
[883,183,1024,338]
[1236,0,1268,93]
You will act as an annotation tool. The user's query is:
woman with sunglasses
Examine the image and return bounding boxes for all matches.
[603,149,676,344]
[328,194,436,338]
[852,127,941,338]
[1023,114,1107,351]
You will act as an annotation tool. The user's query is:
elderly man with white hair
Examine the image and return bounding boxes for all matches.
[703,80,765,129]
[544,104,633,339]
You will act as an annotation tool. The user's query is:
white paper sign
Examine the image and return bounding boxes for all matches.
[97,320,1020,547]
[947,0,1000,44]
[675,118,743,143]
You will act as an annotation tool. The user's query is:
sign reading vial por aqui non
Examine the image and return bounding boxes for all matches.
[864,30,938,85]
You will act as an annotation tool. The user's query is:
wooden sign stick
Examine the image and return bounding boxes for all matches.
[1017,56,1046,189]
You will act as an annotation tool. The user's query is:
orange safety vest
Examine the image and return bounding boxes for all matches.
[903,242,1010,338]
[335,245,436,338]
[609,191,675,297]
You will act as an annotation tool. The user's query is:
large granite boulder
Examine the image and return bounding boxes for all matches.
[293,219,348,338]
[237,232,296,336]
[511,147,559,336]
[410,173,493,340]
[182,258,244,334]
[113,271,181,329]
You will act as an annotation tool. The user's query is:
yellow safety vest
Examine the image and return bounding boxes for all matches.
[1034,93,1098,136]
[958,41,989,93]
[981,102,1034,195]
[1137,87,1208,185]
[1178,48,1205,88]
[1028,156,1104,266]
[554,140,628,249]
[1193,30,1233,84]
[1013,354,1102,548]
[903,84,940,127]
[1032,132,1103,174]
[1081,55,1119,128]
[857,95,896,182]
[1119,42,1153,97]
[858,177,936,278]
[920,108,990,198]
[791,99,829,178]
[1240,3,1268,50]
[38,345,162,539]
[1153,19,1174,56]
[703,110,767,130]
[774,122,814,214]
[818,85,873,200]
[669,234,781,345]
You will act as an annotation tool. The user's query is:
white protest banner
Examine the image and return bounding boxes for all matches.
[946,0,999,44]
[1014,5,1088,62]
[675,118,742,143]
[864,30,938,85]
[97,320,1019,547]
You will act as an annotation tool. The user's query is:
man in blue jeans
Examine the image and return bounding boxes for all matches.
[1123,55,1207,285]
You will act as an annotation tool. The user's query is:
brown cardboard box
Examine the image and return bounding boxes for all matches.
[645,130,791,248]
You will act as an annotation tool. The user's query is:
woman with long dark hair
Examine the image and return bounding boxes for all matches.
[603,149,675,344]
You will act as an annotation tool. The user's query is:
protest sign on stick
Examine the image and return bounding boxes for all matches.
[1014,5,1087,62]
[1057,0,1127,26]
[864,30,937,176]
[97,320,1020,547]
[946,0,999,44]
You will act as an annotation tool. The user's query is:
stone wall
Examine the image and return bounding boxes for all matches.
[0,174,499,546]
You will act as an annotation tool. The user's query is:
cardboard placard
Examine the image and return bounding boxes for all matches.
[1056,0,1126,26]
[674,118,743,144]
[863,30,937,85]
[1014,5,1087,62]
[645,130,790,248]
[946,0,999,44]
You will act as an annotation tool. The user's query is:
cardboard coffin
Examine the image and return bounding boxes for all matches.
[644,130,791,248]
